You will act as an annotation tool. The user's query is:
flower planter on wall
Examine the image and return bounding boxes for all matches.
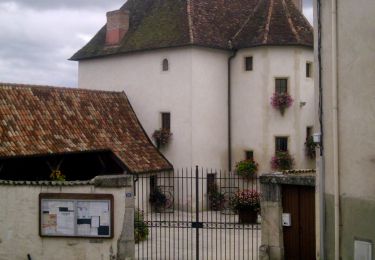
[270,92,294,115]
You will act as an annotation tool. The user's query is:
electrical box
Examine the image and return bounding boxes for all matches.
[354,240,372,260]
[282,213,291,227]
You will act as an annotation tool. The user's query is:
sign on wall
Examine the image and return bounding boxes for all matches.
[39,193,114,238]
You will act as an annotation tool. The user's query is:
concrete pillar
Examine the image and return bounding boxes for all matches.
[117,184,135,260]
[260,183,284,260]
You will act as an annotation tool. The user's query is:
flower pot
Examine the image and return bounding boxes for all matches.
[238,209,258,224]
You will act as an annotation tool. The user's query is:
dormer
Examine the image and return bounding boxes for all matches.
[105,9,129,46]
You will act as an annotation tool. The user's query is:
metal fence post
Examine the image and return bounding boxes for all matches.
[195,165,199,260]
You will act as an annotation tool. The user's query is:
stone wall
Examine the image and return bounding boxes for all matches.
[0,175,134,260]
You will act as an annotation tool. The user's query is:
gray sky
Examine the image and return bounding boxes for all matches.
[0,0,313,88]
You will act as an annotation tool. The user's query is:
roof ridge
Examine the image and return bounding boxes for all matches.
[0,82,124,95]
[187,0,194,43]
[263,0,274,44]
[232,0,263,41]
[282,0,301,42]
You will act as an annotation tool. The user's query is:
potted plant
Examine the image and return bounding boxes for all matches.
[208,183,225,211]
[270,92,294,115]
[271,151,294,171]
[152,128,172,147]
[235,159,259,179]
[149,187,167,212]
[230,189,260,224]
[305,136,317,159]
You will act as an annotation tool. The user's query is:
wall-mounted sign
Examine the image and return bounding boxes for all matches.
[39,193,114,238]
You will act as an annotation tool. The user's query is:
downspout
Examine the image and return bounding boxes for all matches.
[317,0,326,258]
[227,40,238,172]
[331,0,340,259]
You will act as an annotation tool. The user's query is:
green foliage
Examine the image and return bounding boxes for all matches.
[134,208,149,243]
[49,170,66,181]
[305,136,317,159]
[271,151,295,171]
[208,183,225,211]
[235,159,259,178]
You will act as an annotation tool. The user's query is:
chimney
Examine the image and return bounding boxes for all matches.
[292,0,302,11]
[105,9,129,46]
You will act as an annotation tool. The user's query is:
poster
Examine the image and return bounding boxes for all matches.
[40,194,112,238]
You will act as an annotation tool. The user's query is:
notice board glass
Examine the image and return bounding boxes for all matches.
[39,193,114,238]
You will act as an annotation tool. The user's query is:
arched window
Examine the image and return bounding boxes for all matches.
[162,59,169,71]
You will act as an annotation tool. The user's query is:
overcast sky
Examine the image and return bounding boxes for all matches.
[0,0,313,88]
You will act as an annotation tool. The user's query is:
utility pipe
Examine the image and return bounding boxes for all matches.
[316,0,326,258]
[331,0,340,259]
[227,43,238,172]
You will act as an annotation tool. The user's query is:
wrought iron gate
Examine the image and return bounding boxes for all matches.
[134,167,260,259]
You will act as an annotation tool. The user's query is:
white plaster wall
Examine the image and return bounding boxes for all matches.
[79,48,194,169]
[191,48,229,170]
[316,0,375,199]
[231,46,315,173]
[79,47,229,170]
[0,185,126,260]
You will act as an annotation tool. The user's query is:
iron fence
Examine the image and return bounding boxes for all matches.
[134,167,260,260]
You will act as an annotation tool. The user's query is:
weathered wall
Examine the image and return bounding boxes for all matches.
[0,176,134,260]
[315,0,375,258]
[231,46,315,173]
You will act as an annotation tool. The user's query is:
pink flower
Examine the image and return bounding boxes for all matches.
[270,92,293,114]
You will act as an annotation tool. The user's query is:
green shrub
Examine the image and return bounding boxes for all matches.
[134,208,149,243]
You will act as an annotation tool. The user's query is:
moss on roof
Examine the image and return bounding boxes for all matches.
[71,0,313,61]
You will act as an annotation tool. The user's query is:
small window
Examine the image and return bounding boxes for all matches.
[306,126,313,140]
[275,78,288,93]
[162,59,169,71]
[161,112,170,130]
[245,150,254,160]
[245,56,253,71]
[306,62,312,78]
[275,137,288,152]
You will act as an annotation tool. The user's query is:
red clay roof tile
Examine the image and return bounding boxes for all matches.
[0,83,173,174]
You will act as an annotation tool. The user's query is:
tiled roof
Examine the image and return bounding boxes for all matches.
[71,0,313,60]
[0,83,173,174]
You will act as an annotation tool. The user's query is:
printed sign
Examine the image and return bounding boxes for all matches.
[40,193,113,238]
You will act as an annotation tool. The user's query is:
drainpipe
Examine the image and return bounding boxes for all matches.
[227,41,237,172]
[317,0,326,258]
[331,0,340,259]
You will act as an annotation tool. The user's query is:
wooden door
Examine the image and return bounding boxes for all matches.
[282,185,316,260]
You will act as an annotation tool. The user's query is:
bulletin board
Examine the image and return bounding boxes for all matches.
[39,193,114,238]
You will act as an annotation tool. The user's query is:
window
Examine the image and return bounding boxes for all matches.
[275,78,288,93]
[306,126,313,140]
[150,175,157,194]
[161,112,170,130]
[162,59,169,71]
[275,137,288,152]
[245,56,253,71]
[306,62,312,78]
[245,150,254,160]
